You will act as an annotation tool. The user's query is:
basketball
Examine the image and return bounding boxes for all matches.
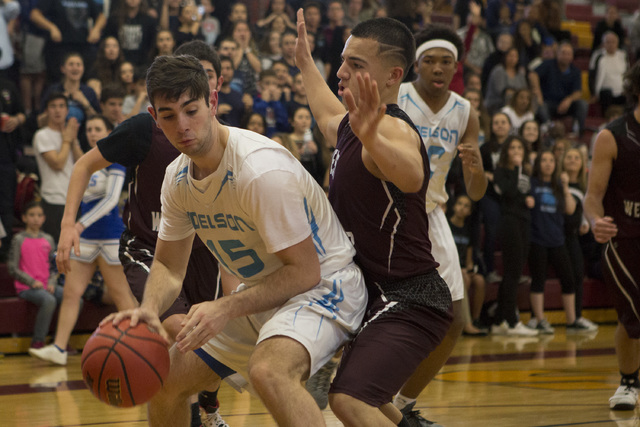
[81,318,170,408]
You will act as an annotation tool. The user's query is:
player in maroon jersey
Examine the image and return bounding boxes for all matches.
[585,61,640,412]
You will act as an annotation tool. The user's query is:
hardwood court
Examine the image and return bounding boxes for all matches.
[0,324,637,427]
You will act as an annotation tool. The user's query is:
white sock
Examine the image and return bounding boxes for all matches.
[393,393,416,410]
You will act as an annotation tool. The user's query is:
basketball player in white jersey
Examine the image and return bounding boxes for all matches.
[105,55,368,427]
[395,25,488,425]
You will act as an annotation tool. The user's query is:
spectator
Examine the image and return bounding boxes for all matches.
[216,38,244,93]
[491,135,538,336]
[99,84,126,127]
[230,21,261,95]
[271,60,293,98]
[344,0,363,28]
[33,93,84,242]
[217,55,246,127]
[103,0,157,72]
[519,119,543,163]
[501,88,536,133]
[589,31,629,116]
[240,111,267,135]
[465,71,482,92]
[543,1,571,44]
[158,0,181,35]
[199,0,220,46]
[484,47,529,114]
[122,71,150,119]
[148,29,176,61]
[19,0,47,114]
[28,115,137,366]
[532,41,588,136]
[464,88,491,147]
[256,0,295,34]
[280,30,299,77]
[286,72,310,118]
[118,60,136,100]
[253,69,289,137]
[39,52,100,150]
[0,77,26,260]
[174,2,204,47]
[462,0,494,77]
[448,194,487,336]
[561,147,598,333]
[0,0,20,78]
[527,149,589,334]
[481,31,513,93]
[8,201,63,350]
[272,106,323,183]
[86,37,124,99]
[30,0,105,83]
[480,111,512,283]
[592,5,626,52]
[258,30,283,71]
[513,19,540,69]
[302,1,324,51]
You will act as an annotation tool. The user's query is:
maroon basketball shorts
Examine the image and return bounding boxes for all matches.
[603,237,640,338]
[118,230,221,321]
[330,270,453,407]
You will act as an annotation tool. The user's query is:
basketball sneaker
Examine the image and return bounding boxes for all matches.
[507,321,539,337]
[400,402,443,427]
[200,407,229,427]
[305,359,337,410]
[29,344,67,366]
[610,385,640,410]
[566,320,595,334]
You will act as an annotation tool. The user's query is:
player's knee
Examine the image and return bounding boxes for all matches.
[328,393,355,421]
[248,358,281,392]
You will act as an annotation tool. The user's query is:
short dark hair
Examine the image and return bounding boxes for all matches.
[259,68,278,81]
[23,200,42,216]
[146,55,210,108]
[174,40,221,81]
[414,24,465,62]
[86,114,115,132]
[100,84,126,104]
[624,60,640,107]
[350,17,415,75]
[45,92,68,109]
[303,1,322,12]
[219,55,234,69]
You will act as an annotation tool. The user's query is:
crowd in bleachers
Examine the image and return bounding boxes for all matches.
[0,0,637,338]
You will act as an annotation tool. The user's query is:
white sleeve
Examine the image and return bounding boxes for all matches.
[78,168,126,229]
[239,154,311,254]
[158,169,195,242]
[33,130,59,154]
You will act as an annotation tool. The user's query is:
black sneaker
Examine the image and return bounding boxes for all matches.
[400,402,443,427]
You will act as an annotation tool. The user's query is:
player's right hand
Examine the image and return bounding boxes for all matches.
[56,223,82,274]
[102,308,170,346]
[592,216,618,243]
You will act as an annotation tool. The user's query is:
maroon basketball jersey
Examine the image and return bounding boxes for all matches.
[604,112,640,239]
[328,104,438,287]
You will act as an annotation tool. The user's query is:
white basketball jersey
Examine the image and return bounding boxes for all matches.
[159,127,356,286]
[398,83,471,213]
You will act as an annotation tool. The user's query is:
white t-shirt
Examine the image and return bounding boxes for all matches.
[159,126,356,285]
[398,84,471,213]
[33,126,75,205]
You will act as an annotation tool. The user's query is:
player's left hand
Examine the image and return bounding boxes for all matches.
[344,72,386,147]
[458,142,483,174]
[175,300,229,352]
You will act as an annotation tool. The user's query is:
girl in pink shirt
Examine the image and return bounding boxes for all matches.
[7,202,63,349]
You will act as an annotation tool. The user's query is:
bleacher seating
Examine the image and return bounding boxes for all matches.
[0,263,115,337]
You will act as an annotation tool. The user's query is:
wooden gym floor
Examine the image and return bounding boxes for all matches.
[0,320,637,426]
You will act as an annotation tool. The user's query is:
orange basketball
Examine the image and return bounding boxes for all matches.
[81,318,170,408]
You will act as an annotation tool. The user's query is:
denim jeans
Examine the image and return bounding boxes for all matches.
[18,285,63,343]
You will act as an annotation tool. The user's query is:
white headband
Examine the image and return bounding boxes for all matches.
[415,40,458,61]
